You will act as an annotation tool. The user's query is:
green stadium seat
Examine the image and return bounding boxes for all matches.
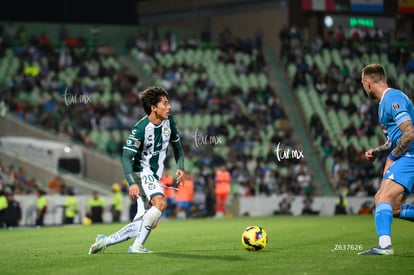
[287,63,297,80]
[397,73,407,89]
[331,49,343,67]
[304,53,314,68]
[371,53,380,64]
[322,48,332,68]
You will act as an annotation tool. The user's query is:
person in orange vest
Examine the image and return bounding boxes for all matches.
[161,168,175,219]
[175,173,194,219]
[214,164,232,218]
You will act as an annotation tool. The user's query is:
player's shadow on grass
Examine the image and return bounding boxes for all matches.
[155,251,244,261]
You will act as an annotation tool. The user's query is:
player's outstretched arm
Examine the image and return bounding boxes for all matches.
[365,139,391,162]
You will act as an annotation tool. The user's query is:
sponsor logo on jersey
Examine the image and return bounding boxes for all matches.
[392,102,400,110]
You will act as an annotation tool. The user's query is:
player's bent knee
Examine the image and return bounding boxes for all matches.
[374,190,398,205]
[151,196,167,212]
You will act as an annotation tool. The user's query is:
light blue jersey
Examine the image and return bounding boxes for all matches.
[379,88,414,153]
[379,88,414,193]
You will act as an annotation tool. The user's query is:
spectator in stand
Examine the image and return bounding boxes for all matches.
[58,25,69,43]
[48,175,65,194]
[292,70,307,89]
[342,121,358,138]
[38,31,51,52]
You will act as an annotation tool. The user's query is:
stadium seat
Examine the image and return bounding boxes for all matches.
[322,48,332,68]
[397,73,407,89]
[331,49,343,67]
[371,53,380,64]
[304,53,314,68]
[287,63,297,80]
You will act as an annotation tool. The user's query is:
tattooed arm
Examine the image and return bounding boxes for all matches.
[375,140,391,152]
[364,139,391,162]
[389,120,414,159]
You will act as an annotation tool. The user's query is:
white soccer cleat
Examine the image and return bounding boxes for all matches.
[358,245,394,256]
[88,234,107,254]
[128,245,153,254]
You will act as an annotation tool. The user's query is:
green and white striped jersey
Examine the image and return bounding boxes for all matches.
[123,115,181,181]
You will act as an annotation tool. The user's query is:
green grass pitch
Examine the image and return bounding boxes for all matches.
[0,216,413,275]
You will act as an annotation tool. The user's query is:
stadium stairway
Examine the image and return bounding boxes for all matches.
[265,48,333,196]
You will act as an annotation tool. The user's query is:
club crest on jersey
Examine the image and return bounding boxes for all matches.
[163,127,171,138]
[148,182,156,190]
[392,102,400,110]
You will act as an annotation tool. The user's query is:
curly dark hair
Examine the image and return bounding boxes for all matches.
[140,86,169,115]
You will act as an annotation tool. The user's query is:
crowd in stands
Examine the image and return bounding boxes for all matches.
[281,23,414,197]
[0,22,316,213]
[0,159,42,194]
[127,26,317,200]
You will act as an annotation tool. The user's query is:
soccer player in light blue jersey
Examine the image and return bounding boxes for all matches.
[88,86,185,254]
[358,64,414,256]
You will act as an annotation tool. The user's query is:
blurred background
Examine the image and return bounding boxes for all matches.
[0,0,413,227]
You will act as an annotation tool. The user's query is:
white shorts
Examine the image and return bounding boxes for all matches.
[135,171,165,201]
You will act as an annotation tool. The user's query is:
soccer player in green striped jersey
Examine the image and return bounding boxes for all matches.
[88,86,185,254]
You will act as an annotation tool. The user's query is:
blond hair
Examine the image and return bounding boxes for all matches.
[362,64,386,83]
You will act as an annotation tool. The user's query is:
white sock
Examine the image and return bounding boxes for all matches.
[379,235,391,248]
[105,219,143,246]
[133,196,146,220]
[132,206,162,248]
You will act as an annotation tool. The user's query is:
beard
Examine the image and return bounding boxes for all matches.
[367,90,376,99]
